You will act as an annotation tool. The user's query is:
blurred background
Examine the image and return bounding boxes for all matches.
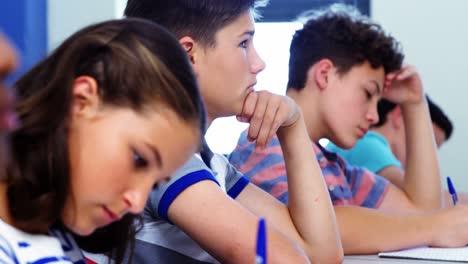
[1,0,467,191]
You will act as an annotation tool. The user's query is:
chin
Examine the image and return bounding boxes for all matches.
[67,222,97,236]
[332,136,357,150]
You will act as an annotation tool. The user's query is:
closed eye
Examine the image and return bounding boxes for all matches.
[364,89,372,100]
[133,150,148,169]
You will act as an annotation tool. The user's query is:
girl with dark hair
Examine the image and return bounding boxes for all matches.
[0,18,205,263]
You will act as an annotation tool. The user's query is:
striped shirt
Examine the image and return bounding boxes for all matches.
[229,131,390,208]
[0,220,86,264]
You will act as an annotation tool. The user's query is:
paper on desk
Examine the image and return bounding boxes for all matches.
[379,246,468,262]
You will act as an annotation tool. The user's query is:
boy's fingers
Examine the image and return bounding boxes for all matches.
[397,66,416,80]
[256,98,280,147]
[248,92,268,141]
[238,91,258,123]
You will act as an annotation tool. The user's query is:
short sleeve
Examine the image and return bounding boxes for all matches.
[145,155,219,221]
[229,132,289,204]
[344,163,390,208]
[209,153,249,199]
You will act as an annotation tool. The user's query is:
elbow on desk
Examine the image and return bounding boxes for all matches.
[307,251,344,264]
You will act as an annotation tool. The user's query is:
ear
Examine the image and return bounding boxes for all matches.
[390,106,403,130]
[71,76,100,119]
[179,36,196,64]
[313,59,334,91]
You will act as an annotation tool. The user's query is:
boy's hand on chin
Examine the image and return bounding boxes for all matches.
[237,91,300,149]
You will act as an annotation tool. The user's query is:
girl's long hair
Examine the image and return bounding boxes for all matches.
[5,18,206,263]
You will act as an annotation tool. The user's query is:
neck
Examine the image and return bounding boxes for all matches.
[287,88,326,143]
[0,182,13,225]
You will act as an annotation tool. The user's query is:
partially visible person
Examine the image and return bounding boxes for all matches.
[0,19,205,263]
[230,4,468,255]
[113,0,344,263]
[327,96,465,205]
[0,32,18,132]
[427,96,453,147]
[0,31,18,187]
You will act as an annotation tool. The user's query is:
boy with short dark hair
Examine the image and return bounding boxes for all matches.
[114,0,343,263]
[229,4,468,254]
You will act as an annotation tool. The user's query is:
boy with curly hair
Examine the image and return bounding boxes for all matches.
[230,4,468,254]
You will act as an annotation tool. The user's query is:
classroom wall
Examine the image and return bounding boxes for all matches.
[47,0,122,51]
[372,0,468,191]
[0,0,47,84]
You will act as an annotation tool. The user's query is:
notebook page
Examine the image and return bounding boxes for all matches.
[379,246,468,262]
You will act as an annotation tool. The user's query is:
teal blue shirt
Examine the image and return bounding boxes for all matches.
[326,131,402,173]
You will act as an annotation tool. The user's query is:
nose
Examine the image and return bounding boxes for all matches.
[367,103,379,125]
[250,46,265,74]
[122,186,150,214]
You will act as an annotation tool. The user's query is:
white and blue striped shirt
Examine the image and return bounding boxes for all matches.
[0,220,86,264]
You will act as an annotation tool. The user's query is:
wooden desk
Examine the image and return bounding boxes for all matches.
[344,255,464,263]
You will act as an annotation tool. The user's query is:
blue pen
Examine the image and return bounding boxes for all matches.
[255,218,267,264]
[447,176,458,205]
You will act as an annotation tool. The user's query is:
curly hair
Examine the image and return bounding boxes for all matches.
[287,4,404,91]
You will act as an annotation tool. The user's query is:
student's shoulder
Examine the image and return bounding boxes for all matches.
[152,154,217,196]
[145,154,219,220]
[173,154,211,178]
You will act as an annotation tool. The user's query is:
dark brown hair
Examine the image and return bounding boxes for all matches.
[287,4,404,91]
[4,18,206,263]
[124,0,268,47]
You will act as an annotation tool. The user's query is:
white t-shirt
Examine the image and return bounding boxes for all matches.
[0,219,86,264]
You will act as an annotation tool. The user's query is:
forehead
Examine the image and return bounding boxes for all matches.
[343,62,385,90]
[214,10,255,41]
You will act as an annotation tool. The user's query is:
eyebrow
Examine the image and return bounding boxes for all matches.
[239,30,255,38]
[146,143,163,168]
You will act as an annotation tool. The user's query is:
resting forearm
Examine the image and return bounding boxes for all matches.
[401,100,442,209]
[277,114,343,263]
[335,206,433,254]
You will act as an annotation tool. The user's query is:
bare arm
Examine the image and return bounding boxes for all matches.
[378,166,468,208]
[236,114,343,263]
[377,165,405,189]
[168,180,310,264]
[381,66,442,210]
[236,91,343,263]
[335,205,468,254]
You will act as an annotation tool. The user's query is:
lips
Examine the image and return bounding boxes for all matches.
[102,206,120,223]
[358,127,368,138]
